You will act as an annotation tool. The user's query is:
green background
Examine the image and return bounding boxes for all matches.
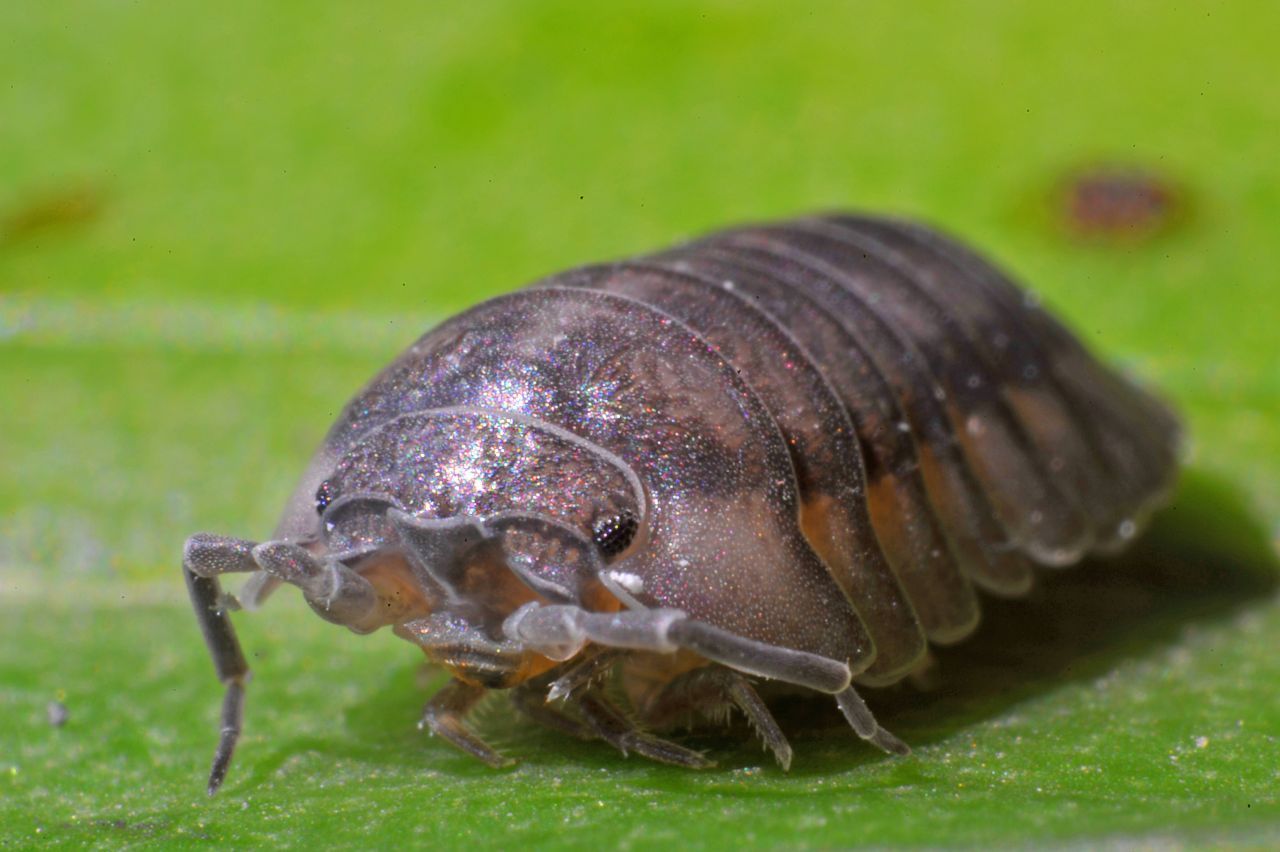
[2,1,1277,848]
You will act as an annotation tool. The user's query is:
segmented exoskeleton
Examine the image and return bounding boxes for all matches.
[183,213,1181,793]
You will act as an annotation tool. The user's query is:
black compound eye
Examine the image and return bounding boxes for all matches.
[314,480,336,515]
[592,509,638,558]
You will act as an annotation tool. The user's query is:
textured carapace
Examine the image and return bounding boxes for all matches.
[183,213,1182,793]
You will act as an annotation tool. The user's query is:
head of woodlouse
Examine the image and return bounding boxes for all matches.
[283,409,647,687]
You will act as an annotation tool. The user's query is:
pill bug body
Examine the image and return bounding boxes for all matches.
[183,213,1181,793]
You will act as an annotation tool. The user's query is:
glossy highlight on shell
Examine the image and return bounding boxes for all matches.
[182,213,1182,793]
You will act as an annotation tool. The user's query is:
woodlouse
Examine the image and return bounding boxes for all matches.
[183,213,1182,794]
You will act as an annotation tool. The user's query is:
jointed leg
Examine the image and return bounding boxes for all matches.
[421,678,514,768]
[509,683,595,740]
[510,650,707,765]
[644,666,794,770]
[572,690,714,769]
[545,648,621,702]
[723,672,793,769]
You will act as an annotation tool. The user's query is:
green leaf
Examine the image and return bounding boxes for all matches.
[2,2,1277,848]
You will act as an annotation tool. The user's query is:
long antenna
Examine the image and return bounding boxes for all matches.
[183,535,255,796]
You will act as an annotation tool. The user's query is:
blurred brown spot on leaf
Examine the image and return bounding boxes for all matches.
[1,182,105,246]
[1056,164,1185,244]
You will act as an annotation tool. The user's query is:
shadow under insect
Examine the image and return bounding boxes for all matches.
[843,468,1278,753]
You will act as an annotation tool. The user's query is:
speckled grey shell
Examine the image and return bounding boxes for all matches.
[276,214,1182,686]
